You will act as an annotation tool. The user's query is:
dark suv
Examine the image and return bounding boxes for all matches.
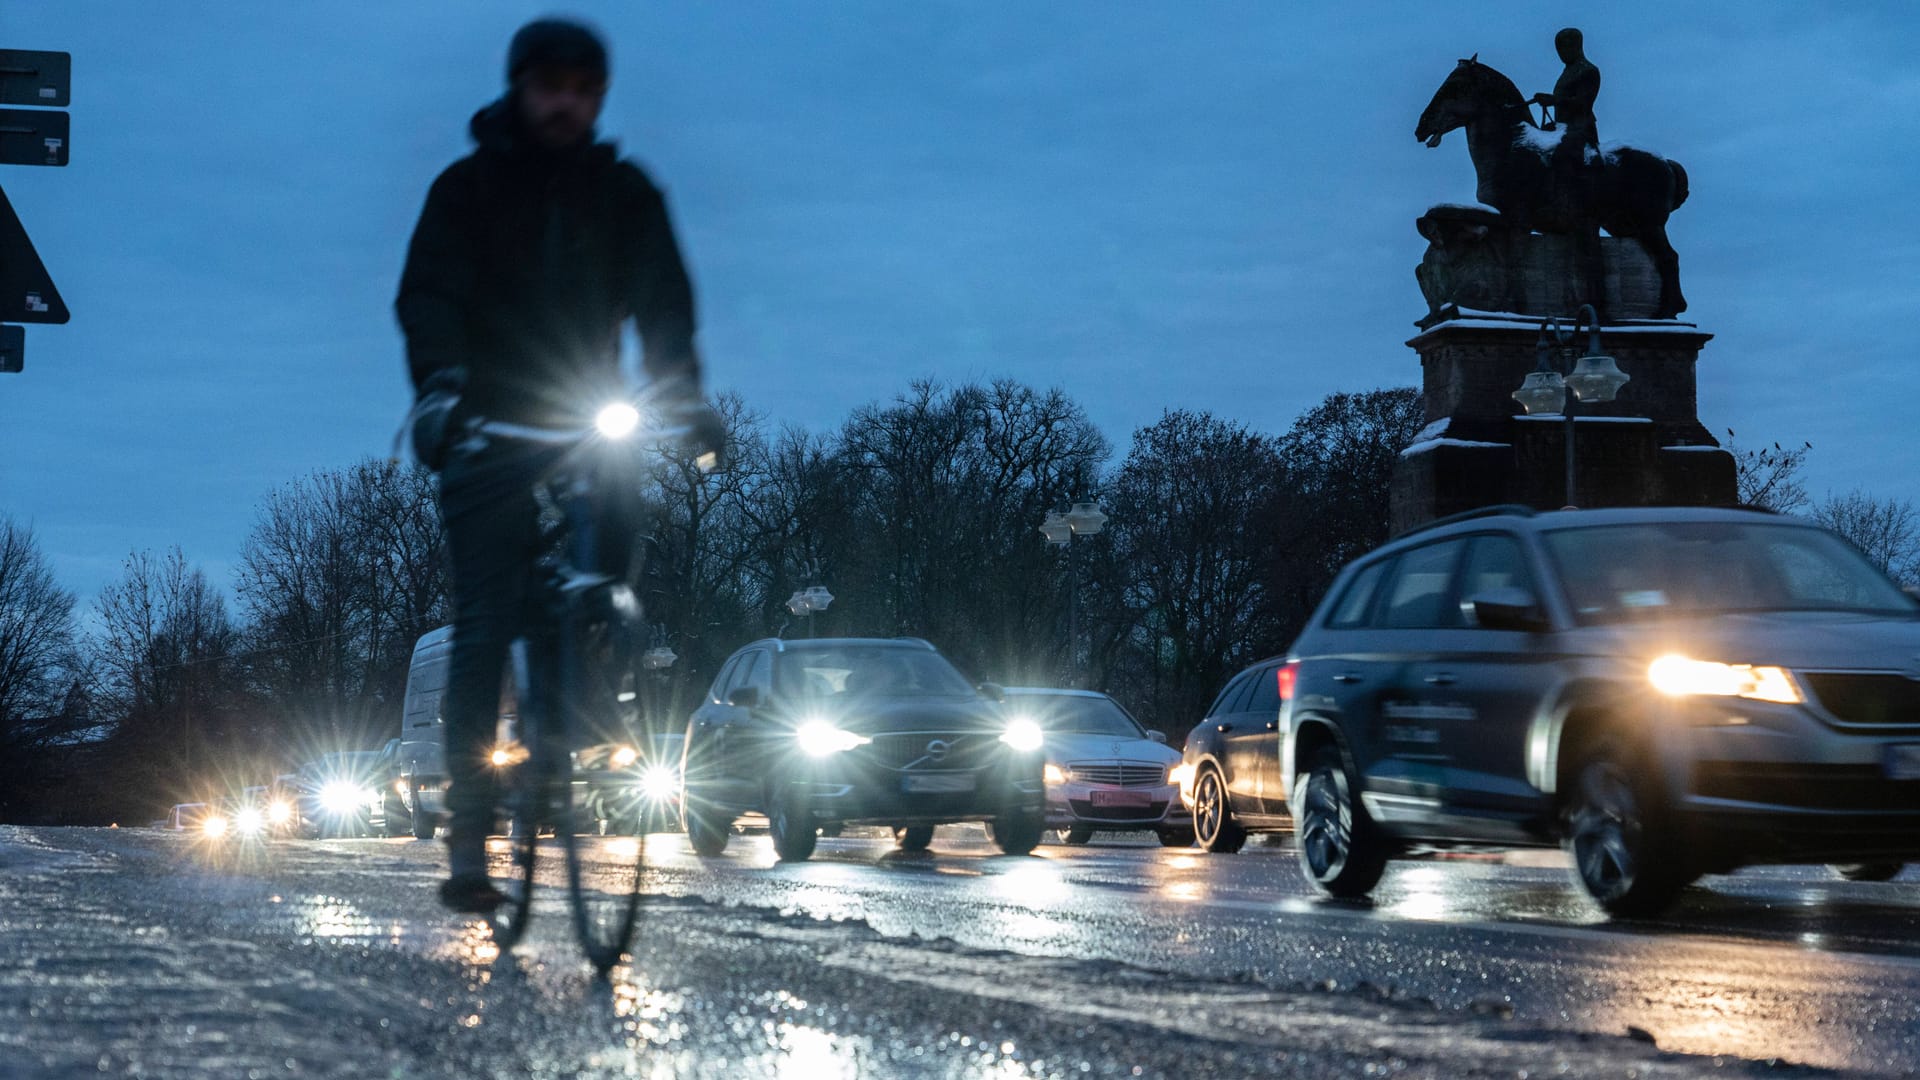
[680,637,1047,860]
[1181,505,1920,915]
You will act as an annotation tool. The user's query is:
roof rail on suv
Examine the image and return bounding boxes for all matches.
[1400,503,1537,539]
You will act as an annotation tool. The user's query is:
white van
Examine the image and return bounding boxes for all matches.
[396,626,453,839]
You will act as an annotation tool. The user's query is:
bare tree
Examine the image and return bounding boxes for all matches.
[1812,490,1920,585]
[1727,430,1813,514]
[0,518,78,737]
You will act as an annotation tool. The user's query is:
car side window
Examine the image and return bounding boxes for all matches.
[709,656,743,703]
[1244,664,1282,715]
[1380,539,1471,629]
[1457,535,1537,626]
[743,650,774,694]
[1328,559,1392,629]
[1207,672,1253,718]
[729,653,762,699]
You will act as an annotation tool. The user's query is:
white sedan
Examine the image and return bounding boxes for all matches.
[1002,687,1193,847]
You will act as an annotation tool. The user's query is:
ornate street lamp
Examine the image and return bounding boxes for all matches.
[786,585,835,637]
[642,646,678,671]
[1512,304,1629,507]
[1038,498,1111,686]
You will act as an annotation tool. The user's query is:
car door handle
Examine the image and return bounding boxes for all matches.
[1332,673,1363,684]
[1217,724,1233,733]
[1423,673,1458,686]
[1264,721,1277,731]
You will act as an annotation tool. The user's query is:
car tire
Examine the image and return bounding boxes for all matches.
[407,775,436,840]
[893,825,935,853]
[768,783,818,862]
[1156,824,1195,848]
[1563,734,1693,917]
[1831,862,1904,882]
[1294,744,1389,900]
[684,799,731,857]
[1192,766,1247,854]
[991,810,1044,856]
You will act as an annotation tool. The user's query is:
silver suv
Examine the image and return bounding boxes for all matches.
[1189,505,1920,916]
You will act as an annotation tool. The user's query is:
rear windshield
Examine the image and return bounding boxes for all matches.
[1543,521,1917,624]
[1014,694,1145,738]
[775,646,976,700]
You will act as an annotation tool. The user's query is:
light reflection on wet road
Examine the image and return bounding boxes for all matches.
[615,830,1920,1073]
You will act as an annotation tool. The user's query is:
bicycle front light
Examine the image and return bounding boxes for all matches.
[639,765,678,801]
[797,720,869,758]
[595,402,640,439]
[320,781,364,814]
[999,717,1045,753]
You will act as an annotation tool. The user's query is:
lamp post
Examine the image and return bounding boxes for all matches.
[786,585,835,638]
[1039,500,1109,686]
[1511,303,1630,508]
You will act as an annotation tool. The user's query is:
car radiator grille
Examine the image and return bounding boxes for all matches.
[1068,764,1165,787]
[859,732,997,771]
[1692,762,1920,812]
[1801,673,1920,731]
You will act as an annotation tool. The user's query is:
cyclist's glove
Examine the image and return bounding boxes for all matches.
[410,368,468,473]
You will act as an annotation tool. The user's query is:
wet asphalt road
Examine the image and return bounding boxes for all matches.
[1,825,1915,1078]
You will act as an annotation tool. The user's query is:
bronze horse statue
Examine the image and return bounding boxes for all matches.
[1416,56,1690,318]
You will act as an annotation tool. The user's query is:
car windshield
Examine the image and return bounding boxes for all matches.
[1016,694,1145,738]
[1543,521,1918,625]
[775,646,976,700]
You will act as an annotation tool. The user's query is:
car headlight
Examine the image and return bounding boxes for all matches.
[235,807,264,835]
[999,717,1044,753]
[639,764,678,801]
[797,720,870,757]
[1043,762,1069,786]
[1648,654,1803,705]
[611,745,639,769]
[595,402,640,439]
[319,781,364,814]
[1168,763,1195,789]
[267,800,293,825]
[202,815,229,838]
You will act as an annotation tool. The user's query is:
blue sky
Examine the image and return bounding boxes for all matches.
[4,3,1918,603]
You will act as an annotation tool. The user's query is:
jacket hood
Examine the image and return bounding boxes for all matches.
[468,96,616,167]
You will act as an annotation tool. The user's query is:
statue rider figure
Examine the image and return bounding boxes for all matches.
[1532,27,1600,163]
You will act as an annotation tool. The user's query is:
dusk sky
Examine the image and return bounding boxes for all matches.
[4,3,1918,604]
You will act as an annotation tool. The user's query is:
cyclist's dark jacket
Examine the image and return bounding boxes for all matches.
[396,98,699,427]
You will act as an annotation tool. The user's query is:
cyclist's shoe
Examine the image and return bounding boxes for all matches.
[438,873,508,914]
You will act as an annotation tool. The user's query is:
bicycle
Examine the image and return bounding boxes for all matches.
[455,398,696,974]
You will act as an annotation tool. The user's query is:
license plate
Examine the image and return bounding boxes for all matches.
[902,772,975,794]
[1089,789,1153,808]
[1885,744,1920,781]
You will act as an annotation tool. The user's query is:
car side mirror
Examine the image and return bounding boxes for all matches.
[1147,730,1167,745]
[1466,587,1549,632]
[725,686,762,709]
[977,682,1007,703]
[1904,584,1920,603]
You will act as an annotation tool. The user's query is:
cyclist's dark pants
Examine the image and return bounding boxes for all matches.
[438,441,546,879]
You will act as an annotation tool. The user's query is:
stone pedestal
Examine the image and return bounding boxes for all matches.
[1388,315,1737,536]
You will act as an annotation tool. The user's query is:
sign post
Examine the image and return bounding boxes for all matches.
[0,46,68,374]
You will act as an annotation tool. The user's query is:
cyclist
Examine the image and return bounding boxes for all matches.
[396,18,722,912]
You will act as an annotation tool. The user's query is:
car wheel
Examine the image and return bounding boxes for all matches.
[991,809,1044,856]
[407,778,436,840]
[1156,824,1195,848]
[893,825,934,853]
[1831,862,1904,882]
[1564,734,1692,917]
[1295,744,1389,899]
[1192,766,1247,854]
[684,797,731,857]
[767,783,817,862]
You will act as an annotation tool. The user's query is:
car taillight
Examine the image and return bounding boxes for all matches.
[1276,663,1298,702]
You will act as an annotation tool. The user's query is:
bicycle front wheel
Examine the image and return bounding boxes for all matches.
[559,587,650,973]
[488,641,542,949]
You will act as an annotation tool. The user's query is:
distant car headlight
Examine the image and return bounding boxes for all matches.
[638,764,678,801]
[999,717,1044,753]
[202,814,229,838]
[797,720,870,757]
[611,745,639,769]
[267,800,293,825]
[1168,763,1195,790]
[1648,654,1802,704]
[320,781,366,814]
[595,402,641,439]
[234,807,264,835]
[1043,762,1069,786]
